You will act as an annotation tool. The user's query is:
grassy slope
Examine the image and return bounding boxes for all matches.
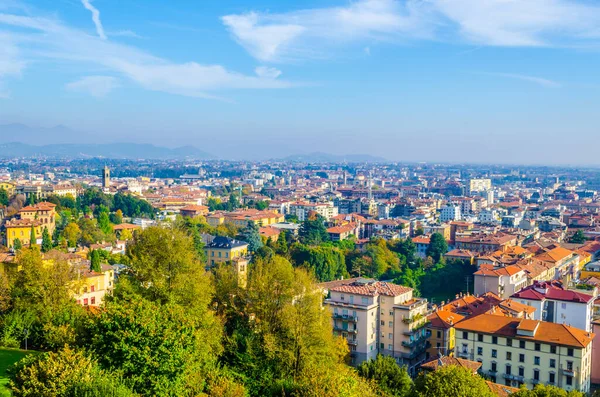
[0,349,33,397]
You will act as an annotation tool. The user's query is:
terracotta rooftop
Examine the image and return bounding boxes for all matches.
[330,280,412,297]
[455,314,594,348]
[420,356,481,373]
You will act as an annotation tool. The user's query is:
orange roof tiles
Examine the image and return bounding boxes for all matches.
[330,281,412,297]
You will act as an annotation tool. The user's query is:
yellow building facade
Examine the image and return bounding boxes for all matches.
[204,236,249,267]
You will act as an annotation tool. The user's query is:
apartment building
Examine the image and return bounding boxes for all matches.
[440,204,462,222]
[204,236,249,266]
[474,264,529,299]
[323,279,428,374]
[289,201,338,221]
[512,281,595,332]
[455,314,594,393]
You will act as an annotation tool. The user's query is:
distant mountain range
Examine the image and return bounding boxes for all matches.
[0,124,214,160]
[0,142,214,160]
[279,152,388,163]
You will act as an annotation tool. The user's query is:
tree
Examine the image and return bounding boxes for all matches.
[357,355,412,397]
[569,230,587,244]
[511,384,585,397]
[41,227,53,253]
[412,365,495,397]
[90,250,101,273]
[290,243,348,282]
[276,230,289,254]
[97,205,113,235]
[88,298,221,396]
[29,226,37,246]
[8,346,134,397]
[0,188,9,206]
[13,238,22,251]
[426,233,448,263]
[62,222,81,248]
[110,209,123,225]
[241,221,263,252]
[299,215,329,245]
[119,228,133,241]
[77,218,106,246]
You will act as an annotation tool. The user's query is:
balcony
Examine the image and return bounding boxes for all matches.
[486,370,497,377]
[333,325,358,333]
[560,368,577,376]
[531,378,541,385]
[399,342,430,360]
[457,350,472,360]
[503,374,524,383]
[402,332,431,348]
[347,339,358,346]
[332,313,359,321]
[403,325,430,336]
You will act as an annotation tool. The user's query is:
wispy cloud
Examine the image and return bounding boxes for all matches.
[0,9,295,99]
[65,75,119,97]
[0,33,25,98]
[223,0,600,62]
[255,66,282,79]
[109,30,142,39]
[478,72,561,88]
[81,0,106,40]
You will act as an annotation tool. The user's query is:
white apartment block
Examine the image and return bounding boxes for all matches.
[324,279,429,375]
[512,281,596,332]
[290,201,338,221]
[440,205,462,222]
[474,265,529,300]
[455,314,593,393]
[469,178,492,193]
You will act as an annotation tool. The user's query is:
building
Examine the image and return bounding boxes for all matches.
[206,209,284,228]
[440,204,462,222]
[0,181,16,196]
[204,236,249,266]
[179,205,209,218]
[469,179,492,193]
[289,201,338,221]
[74,263,116,307]
[327,223,359,241]
[455,314,594,392]
[473,264,529,299]
[323,278,429,374]
[455,233,518,254]
[426,310,465,358]
[512,281,595,332]
[412,236,430,258]
[102,166,111,188]
[5,202,57,248]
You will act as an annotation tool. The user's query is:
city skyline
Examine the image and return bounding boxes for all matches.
[2,0,600,163]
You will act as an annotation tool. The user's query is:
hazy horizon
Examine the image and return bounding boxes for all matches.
[2,0,600,164]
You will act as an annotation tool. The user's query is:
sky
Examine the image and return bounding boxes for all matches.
[1,0,600,163]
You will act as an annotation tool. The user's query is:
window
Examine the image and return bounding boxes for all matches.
[491,362,497,372]
[492,336,498,344]
[533,369,540,381]
[362,297,369,304]
[549,373,555,384]
[491,349,497,358]
[550,345,557,354]
[388,333,392,339]
[437,331,442,338]
[90,297,96,305]
[390,311,393,316]
[478,334,484,342]
[90,285,95,292]
[550,359,556,368]
[506,352,512,360]
[211,251,214,257]
[567,361,573,371]
[566,376,573,386]
[83,298,89,305]
[388,344,393,350]
[463,332,469,339]
[535,343,541,351]
[477,347,483,356]
[341,295,345,301]
[218,251,222,257]
[519,354,525,363]
[519,341,526,349]
[505,365,511,375]
[567,348,574,357]
[506,338,512,347]
[389,321,393,327]
[534,356,540,366]
[381,321,385,326]
[518,367,524,377]
[561,302,567,309]
[437,342,441,348]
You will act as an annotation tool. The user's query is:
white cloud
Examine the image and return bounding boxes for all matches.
[81,0,106,40]
[480,72,561,88]
[109,30,142,39]
[0,11,295,99]
[255,66,282,79]
[222,0,600,62]
[66,75,119,97]
[0,33,25,98]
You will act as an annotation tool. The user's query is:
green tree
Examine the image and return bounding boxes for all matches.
[77,218,106,246]
[357,355,412,397]
[90,250,101,273]
[62,222,81,248]
[276,230,288,254]
[28,226,37,247]
[569,230,587,244]
[110,209,124,225]
[88,298,221,396]
[290,244,348,282]
[511,384,585,397]
[299,215,329,245]
[0,188,9,206]
[13,238,22,251]
[97,205,113,235]
[426,233,448,263]
[412,365,494,397]
[241,221,263,252]
[41,227,53,253]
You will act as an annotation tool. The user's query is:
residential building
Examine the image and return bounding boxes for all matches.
[289,201,338,221]
[323,279,429,374]
[474,265,529,299]
[455,233,518,254]
[179,205,209,217]
[426,310,465,358]
[4,202,56,247]
[455,314,594,393]
[469,179,492,193]
[512,281,595,332]
[204,236,249,266]
[440,204,462,222]
[412,236,430,258]
[74,263,116,307]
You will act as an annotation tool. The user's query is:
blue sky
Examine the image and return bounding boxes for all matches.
[1,0,600,163]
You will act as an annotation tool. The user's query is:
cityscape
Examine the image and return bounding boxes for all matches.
[2,0,600,396]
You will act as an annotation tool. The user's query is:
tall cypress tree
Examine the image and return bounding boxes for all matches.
[29,226,37,246]
[41,227,53,252]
